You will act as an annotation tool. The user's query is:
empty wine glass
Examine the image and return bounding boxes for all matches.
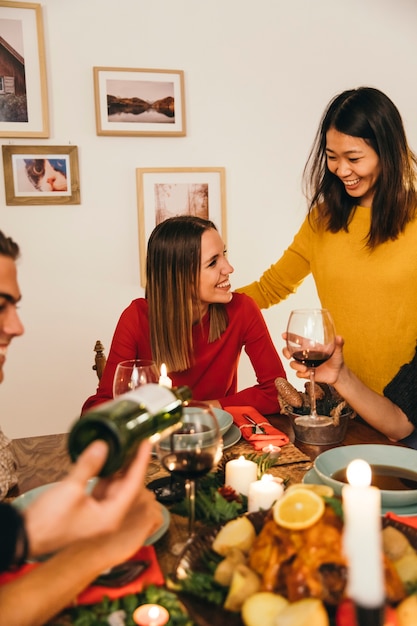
[112,359,159,397]
[154,401,223,553]
[286,309,336,427]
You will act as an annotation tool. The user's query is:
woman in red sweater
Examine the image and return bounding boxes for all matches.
[82,216,286,415]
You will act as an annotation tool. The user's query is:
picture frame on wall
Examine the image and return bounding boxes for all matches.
[136,167,226,286]
[93,67,186,137]
[0,1,49,138]
[2,144,80,205]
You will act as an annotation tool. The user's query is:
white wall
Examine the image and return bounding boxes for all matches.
[1,0,417,438]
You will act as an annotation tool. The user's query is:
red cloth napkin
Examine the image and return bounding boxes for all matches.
[0,545,164,605]
[224,405,289,450]
[384,512,417,528]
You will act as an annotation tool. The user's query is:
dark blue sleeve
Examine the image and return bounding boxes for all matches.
[384,345,417,429]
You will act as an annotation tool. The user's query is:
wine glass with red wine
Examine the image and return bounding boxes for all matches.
[154,401,222,553]
[286,309,336,427]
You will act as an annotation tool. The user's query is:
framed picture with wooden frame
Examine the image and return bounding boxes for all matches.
[136,167,226,286]
[2,144,80,205]
[93,67,186,137]
[0,1,49,137]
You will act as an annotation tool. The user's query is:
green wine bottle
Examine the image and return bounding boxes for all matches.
[68,383,192,476]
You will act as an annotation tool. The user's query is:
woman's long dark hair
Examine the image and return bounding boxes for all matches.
[304,87,417,247]
[145,215,228,372]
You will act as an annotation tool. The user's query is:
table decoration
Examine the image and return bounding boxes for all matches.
[276,377,354,445]
[261,443,281,459]
[159,363,173,388]
[225,456,258,496]
[47,585,193,626]
[133,603,169,626]
[225,406,289,449]
[342,459,385,626]
[247,473,284,513]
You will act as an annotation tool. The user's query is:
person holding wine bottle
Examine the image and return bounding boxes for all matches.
[283,334,417,446]
[237,86,417,399]
[0,230,163,626]
[82,215,287,415]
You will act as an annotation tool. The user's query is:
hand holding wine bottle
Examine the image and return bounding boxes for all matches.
[68,384,192,477]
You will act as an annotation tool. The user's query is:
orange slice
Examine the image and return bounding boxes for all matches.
[285,482,334,498]
[272,488,325,530]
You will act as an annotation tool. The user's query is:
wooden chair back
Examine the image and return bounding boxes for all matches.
[92,340,107,380]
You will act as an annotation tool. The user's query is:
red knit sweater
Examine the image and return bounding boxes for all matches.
[82,293,286,415]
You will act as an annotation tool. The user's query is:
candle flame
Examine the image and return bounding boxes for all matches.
[261,473,274,482]
[148,606,161,619]
[160,363,167,377]
[346,459,372,487]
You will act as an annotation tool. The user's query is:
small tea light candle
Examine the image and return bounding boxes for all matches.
[262,444,281,459]
[342,459,384,609]
[248,473,284,512]
[158,363,172,388]
[225,455,258,496]
[133,604,169,626]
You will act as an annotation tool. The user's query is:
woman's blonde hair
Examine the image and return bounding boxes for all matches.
[145,216,228,372]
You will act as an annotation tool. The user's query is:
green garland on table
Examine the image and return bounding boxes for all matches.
[48,585,195,626]
[170,452,283,525]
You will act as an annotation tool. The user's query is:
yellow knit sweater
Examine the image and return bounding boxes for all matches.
[238,206,417,395]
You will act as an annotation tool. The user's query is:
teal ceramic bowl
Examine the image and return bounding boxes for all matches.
[184,407,233,436]
[314,444,417,507]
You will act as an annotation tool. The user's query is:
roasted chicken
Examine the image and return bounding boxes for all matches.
[248,507,406,605]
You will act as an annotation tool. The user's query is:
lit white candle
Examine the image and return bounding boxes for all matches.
[225,455,258,496]
[158,363,172,388]
[248,473,284,512]
[133,603,169,626]
[262,444,281,460]
[342,459,384,609]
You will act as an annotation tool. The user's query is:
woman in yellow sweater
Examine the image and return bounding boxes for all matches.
[238,86,417,397]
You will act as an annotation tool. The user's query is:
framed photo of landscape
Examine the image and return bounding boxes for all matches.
[0,1,49,137]
[93,67,186,137]
[136,167,226,286]
[2,144,80,204]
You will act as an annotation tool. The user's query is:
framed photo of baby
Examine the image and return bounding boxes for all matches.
[0,1,49,138]
[136,167,226,286]
[2,144,80,204]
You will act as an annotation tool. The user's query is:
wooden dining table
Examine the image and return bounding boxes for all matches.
[6,413,402,624]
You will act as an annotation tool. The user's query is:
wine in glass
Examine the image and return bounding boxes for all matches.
[112,359,159,397]
[286,309,336,427]
[154,401,223,553]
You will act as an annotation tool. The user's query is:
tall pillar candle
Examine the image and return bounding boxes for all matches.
[342,459,384,610]
[225,455,258,496]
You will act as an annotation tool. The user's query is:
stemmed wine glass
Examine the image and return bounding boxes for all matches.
[154,401,223,554]
[286,309,336,427]
[112,359,159,397]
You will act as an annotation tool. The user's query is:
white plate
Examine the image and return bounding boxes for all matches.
[222,423,241,450]
[303,467,417,517]
[12,481,170,548]
[314,444,417,507]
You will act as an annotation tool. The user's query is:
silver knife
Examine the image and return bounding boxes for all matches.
[242,413,266,434]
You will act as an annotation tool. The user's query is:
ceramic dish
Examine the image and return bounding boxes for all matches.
[222,424,241,450]
[313,444,417,506]
[303,467,417,517]
[183,407,233,436]
[12,482,170,547]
